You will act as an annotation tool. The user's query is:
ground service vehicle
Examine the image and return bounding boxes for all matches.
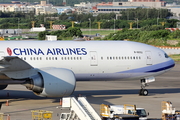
[100,104,148,120]
[162,101,180,120]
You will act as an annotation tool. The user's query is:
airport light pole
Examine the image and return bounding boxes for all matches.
[157,9,159,25]
[127,10,129,20]
[134,18,138,29]
[89,18,91,35]
[18,18,19,36]
[114,18,115,32]
[136,18,138,29]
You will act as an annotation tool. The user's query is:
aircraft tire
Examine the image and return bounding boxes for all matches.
[139,89,148,96]
[142,89,148,96]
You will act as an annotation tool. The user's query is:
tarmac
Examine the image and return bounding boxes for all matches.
[0,62,180,120]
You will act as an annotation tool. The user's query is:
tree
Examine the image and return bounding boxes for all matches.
[38,31,49,40]
[65,27,83,37]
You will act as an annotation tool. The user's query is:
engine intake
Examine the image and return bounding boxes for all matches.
[25,74,44,94]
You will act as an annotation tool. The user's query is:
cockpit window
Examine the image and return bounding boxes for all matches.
[164,53,169,58]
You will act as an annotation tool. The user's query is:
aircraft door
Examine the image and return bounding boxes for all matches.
[145,51,152,65]
[90,51,98,66]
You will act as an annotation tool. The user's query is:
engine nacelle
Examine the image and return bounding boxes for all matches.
[25,68,76,97]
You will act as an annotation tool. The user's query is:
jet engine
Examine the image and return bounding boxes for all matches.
[24,68,76,97]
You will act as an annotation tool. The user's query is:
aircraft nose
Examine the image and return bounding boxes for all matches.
[169,58,175,69]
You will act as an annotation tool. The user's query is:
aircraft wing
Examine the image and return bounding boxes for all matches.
[0,56,36,79]
[0,56,33,72]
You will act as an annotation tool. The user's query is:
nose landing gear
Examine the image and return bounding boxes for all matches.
[139,79,149,96]
[139,77,155,96]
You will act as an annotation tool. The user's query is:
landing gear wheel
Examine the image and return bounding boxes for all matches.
[139,89,148,96]
[142,89,148,96]
[139,79,149,96]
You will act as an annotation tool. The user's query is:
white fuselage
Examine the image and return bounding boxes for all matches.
[0,40,175,81]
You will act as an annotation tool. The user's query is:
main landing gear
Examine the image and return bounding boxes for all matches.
[139,79,149,96]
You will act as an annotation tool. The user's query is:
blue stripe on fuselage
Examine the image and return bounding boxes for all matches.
[117,59,175,73]
[146,64,175,72]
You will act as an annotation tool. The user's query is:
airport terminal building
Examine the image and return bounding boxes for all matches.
[93,0,165,14]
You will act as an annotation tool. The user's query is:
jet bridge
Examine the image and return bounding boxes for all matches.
[60,97,101,120]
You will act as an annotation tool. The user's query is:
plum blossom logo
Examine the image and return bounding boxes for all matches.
[7,47,12,56]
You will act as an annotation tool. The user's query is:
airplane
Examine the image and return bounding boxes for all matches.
[0,40,175,97]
